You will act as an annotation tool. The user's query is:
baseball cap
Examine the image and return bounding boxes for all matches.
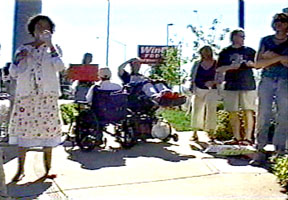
[98,67,111,79]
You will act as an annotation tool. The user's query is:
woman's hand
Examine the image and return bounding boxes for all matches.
[246,60,255,67]
[216,63,240,73]
[204,81,216,88]
[14,49,29,64]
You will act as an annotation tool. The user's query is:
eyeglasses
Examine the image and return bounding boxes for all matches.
[237,35,245,39]
[273,18,288,23]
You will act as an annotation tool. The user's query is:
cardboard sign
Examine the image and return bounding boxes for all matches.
[67,64,99,81]
[138,45,175,64]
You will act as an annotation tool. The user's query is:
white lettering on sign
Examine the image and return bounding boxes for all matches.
[138,45,175,64]
[140,46,169,54]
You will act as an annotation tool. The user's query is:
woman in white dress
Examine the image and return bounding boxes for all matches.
[8,15,65,181]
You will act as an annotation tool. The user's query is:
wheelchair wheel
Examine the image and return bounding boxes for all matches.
[75,110,103,151]
[62,126,77,152]
[118,121,136,149]
[77,134,98,151]
[172,133,179,142]
[122,127,135,149]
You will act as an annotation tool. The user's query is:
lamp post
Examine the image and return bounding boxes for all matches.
[106,0,110,66]
[239,0,245,29]
[166,23,174,46]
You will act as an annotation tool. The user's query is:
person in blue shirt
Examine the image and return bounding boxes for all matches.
[250,13,288,166]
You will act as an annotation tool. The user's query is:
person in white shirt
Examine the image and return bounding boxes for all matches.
[86,68,122,103]
[8,15,64,182]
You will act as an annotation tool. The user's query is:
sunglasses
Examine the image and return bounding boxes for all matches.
[236,34,245,39]
[273,18,288,23]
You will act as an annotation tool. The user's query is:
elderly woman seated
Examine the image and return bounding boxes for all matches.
[86,67,122,103]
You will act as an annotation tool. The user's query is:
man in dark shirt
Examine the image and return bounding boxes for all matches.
[217,29,256,145]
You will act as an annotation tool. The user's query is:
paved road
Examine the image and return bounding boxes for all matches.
[2,128,287,200]
[0,99,286,199]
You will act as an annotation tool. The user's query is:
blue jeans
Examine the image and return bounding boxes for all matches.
[256,77,288,151]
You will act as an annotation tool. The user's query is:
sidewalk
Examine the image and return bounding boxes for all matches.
[1,130,287,200]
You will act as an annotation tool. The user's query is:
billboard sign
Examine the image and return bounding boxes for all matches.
[138,45,175,64]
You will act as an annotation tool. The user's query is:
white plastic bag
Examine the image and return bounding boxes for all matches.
[151,121,171,139]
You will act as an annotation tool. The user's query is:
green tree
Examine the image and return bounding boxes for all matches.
[150,18,230,88]
[150,46,187,87]
[187,18,230,62]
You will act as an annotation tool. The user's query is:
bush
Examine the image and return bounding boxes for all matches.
[60,103,78,125]
[212,109,233,141]
[272,155,288,191]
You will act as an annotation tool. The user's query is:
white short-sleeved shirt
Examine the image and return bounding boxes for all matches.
[86,80,122,103]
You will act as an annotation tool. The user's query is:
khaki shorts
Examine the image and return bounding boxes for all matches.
[222,90,257,112]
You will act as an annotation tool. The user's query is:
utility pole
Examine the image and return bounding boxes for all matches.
[106,0,110,67]
[166,23,173,46]
[13,0,42,55]
[239,0,245,29]
[11,0,42,122]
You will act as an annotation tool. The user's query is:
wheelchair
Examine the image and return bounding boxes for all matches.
[68,80,184,151]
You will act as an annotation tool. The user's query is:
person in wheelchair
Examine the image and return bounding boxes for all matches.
[118,58,170,97]
[118,58,186,108]
[74,68,124,151]
[86,67,122,103]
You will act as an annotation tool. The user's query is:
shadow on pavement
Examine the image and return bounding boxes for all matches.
[7,177,52,200]
[1,145,18,164]
[67,141,195,170]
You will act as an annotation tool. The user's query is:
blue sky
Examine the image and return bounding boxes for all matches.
[0,0,287,79]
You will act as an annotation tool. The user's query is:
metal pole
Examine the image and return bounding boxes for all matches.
[13,0,42,56]
[166,23,173,46]
[106,0,110,67]
[239,0,245,29]
[166,24,169,46]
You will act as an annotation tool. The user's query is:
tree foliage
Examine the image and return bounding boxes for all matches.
[150,18,230,87]
[187,18,230,62]
[150,46,187,87]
